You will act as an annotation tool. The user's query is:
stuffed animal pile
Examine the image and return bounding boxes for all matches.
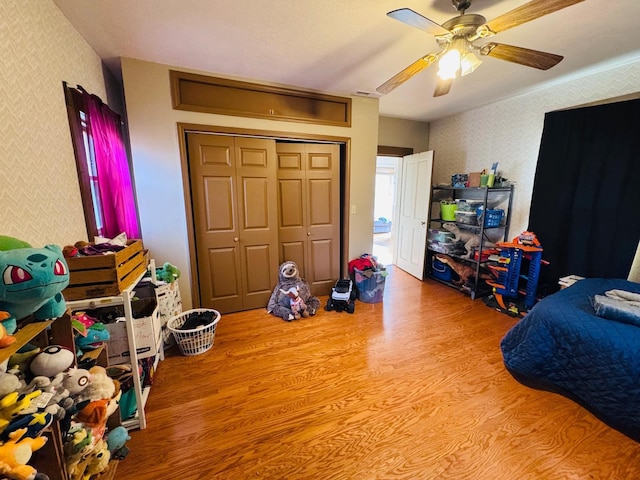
[267,261,320,321]
[0,342,129,480]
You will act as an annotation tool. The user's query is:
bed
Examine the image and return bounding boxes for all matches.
[500,278,640,442]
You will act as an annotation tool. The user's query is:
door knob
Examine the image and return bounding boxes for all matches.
[307,232,311,236]
[234,237,239,242]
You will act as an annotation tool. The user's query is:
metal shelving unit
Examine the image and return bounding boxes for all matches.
[426,184,514,299]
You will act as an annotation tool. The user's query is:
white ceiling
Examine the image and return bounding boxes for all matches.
[53,0,640,122]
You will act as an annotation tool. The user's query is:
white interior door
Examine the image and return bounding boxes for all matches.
[394,151,434,279]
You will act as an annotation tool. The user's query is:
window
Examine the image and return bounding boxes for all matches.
[64,83,140,240]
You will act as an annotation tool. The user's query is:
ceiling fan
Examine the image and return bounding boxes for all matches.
[376,0,585,97]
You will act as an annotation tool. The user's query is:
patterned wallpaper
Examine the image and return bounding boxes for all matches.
[0,0,106,247]
[429,59,640,238]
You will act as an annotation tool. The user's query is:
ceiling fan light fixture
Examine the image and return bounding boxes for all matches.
[460,51,482,76]
[437,48,460,79]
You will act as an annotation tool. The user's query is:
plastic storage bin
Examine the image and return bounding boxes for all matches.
[454,211,478,224]
[427,238,465,255]
[353,268,386,303]
[431,257,452,282]
[167,308,221,356]
[476,207,505,227]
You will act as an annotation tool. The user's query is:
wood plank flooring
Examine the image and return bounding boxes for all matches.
[116,267,640,479]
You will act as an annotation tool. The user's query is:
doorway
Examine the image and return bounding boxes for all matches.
[373,156,399,266]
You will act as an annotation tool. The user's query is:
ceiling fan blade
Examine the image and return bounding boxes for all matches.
[479,43,563,70]
[376,53,438,94]
[481,0,585,34]
[387,8,451,36]
[433,78,453,97]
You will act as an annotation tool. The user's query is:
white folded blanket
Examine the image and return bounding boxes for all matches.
[593,289,640,326]
[604,289,640,307]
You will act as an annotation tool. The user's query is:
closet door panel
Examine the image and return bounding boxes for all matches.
[309,239,333,283]
[280,241,305,274]
[243,244,275,309]
[304,144,340,295]
[188,133,243,312]
[235,137,279,309]
[207,247,241,299]
[276,145,308,276]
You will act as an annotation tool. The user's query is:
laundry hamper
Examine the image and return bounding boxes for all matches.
[167,308,221,356]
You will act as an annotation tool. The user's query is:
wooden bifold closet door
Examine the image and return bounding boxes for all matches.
[276,143,340,297]
[187,133,279,313]
[186,134,340,313]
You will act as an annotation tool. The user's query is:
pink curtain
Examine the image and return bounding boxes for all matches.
[85,94,140,239]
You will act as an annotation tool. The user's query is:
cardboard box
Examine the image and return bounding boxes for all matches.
[468,172,481,187]
[105,307,161,364]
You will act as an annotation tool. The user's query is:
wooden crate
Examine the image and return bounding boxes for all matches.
[64,240,148,300]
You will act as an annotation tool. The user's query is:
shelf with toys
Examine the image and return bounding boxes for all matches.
[426,184,514,299]
[66,267,164,431]
[0,235,141,479]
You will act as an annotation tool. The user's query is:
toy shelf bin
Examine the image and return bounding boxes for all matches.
[353,268,386,303]
[167,308,221,356]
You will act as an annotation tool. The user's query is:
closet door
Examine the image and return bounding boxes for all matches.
[187,133,278,313]
[276,143,340,296]
[234,137,279,310]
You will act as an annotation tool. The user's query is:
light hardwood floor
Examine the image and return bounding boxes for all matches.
[116,267,640,479]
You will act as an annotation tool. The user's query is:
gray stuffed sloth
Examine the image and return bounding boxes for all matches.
[267,261,320,321]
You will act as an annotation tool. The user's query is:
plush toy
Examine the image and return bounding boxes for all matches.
[106,425,130,454]
[0,239,70,321]
[75,366,116,439]
[0,427,47,480]
[279,286,309,319]
[0,311,16,335]
[155,262,181,283]
[0,391,41,434]
[74,323,110,356]
[64,425,93,480]
[0,374,22,399]
[267,261,320,321]
[75,366,115,405]
[29,346,74,379]
[84,438,110,478]
[0,237,32,251]
[62,368,91,396]
[0,323,16,349]
[8,344,40,375]
[0,411,53,442]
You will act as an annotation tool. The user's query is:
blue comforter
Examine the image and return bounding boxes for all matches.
[501,278,640,442]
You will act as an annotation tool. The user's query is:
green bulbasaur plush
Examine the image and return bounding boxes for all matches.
[0,237,70,320]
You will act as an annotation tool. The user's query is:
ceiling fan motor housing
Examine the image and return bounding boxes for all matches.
[451,0,472,13]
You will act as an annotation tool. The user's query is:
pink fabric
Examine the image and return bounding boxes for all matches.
[85,94,140,239]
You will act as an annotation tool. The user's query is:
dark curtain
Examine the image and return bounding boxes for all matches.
[528,99,640,294]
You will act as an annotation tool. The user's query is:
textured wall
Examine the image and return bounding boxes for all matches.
[0,0,106,247]
[429,59,640,239]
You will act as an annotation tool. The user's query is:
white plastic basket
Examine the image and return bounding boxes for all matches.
[167,308,221,356]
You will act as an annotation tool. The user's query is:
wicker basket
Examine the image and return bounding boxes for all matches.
[167,308,220,356]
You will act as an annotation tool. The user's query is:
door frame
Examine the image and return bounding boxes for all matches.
[177,123,351,308]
